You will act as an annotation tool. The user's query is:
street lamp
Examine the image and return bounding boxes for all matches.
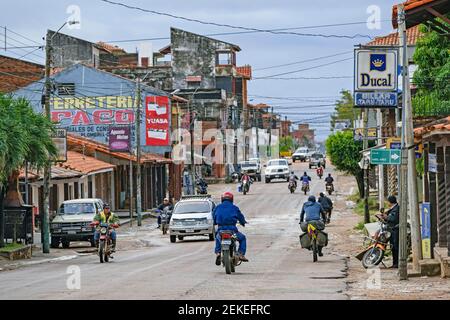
[41,20,80,253]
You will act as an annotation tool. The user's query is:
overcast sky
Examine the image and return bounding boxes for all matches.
[1,0,400,141]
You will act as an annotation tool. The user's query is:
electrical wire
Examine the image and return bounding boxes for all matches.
[99,0,374,40]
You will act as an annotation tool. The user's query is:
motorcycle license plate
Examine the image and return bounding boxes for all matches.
[222,239,231,245]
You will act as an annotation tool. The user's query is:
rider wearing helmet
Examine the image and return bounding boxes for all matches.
[93,203,120,252]
[300,195,327,256]
[157,198,173,228]
[213,192,248,265]
[325,173,334,184]
[300,171,312,183]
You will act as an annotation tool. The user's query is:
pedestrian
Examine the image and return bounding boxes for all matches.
[382,195,399,268]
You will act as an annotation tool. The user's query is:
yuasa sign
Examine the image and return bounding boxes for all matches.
[146,96,170,146]
[355,49,398,92]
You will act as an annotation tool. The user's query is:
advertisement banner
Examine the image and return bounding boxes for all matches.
[109,126,131,152]
[51,128,67,162]
[146,96,170,146]
[421,202,431,259]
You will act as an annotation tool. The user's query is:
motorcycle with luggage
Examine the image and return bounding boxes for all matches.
[301,181,310,195]
[288,180,296,194]
[299,220,328,262]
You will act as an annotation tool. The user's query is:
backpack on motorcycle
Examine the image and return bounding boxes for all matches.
[299,232,311,249]
[300,220,325,232]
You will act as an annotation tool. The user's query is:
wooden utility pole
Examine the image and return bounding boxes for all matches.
[363,108,370,224]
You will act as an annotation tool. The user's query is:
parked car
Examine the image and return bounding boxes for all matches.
[169,195,216,243]
[50,198,104,248]
[239,160,261,181]
[309,152,326,169]
[292,147,309,162]
[264,159,290,183]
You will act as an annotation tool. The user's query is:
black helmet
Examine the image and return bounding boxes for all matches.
[303,172,307,175]
[308,195,316,202]
[319,192,325,197]
[291,171,294,174]
[103,203,110,210]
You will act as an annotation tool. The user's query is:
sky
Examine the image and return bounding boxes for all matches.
[0,0,400,141]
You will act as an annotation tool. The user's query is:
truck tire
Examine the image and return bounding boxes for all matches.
[51,237,60,249]
[170,235,176,243]
[62,240,70,249]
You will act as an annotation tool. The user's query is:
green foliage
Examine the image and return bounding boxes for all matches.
[416,156,424,176]
[325,130,362,176]
[0,242,26,253]
[330,89,360,130]
[279,136,295,152]
[0,94,57,188]
[412,24,450,116]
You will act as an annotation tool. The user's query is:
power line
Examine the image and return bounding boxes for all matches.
[254,76,353,80]
[254,57,353,79]
[99,0,373,40]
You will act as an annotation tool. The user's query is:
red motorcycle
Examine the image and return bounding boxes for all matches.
[90,221,118,263]
[316,167,323,179]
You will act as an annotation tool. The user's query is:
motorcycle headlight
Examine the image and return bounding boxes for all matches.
[100,227,107,234]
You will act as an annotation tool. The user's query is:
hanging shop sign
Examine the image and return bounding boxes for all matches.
[51,128,67,162]
[146,96,170,146]
[109,126,131,152]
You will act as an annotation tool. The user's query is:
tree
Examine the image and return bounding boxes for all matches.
[330,89,360,131]
[279,136,295,153]
[325,130,364,198]
[412,24,450,116]
[0,95,57,247]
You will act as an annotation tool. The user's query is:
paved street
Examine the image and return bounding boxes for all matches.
[0,162,352,300]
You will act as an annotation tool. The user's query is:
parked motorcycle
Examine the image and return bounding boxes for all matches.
[288,180,297,194]
[219,230,241,274]
[91,222,115,263]
[326,183,334,195]
[301,181,310,195]
[359,213,391,268]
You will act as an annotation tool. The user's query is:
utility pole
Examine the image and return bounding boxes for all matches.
[377,109,384,210]
[42,30,52,254]
[363,108,370,224]
[398,3,409,280]
[268,107,273,158]
[135,77,142,226]
[129,150,133,227]
[398,4,422,273]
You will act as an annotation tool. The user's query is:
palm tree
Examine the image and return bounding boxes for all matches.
[0,94,57,247]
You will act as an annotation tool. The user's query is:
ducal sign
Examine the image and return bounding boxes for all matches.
[355,49,398,91]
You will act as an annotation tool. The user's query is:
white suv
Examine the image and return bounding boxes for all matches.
[264,159,290,183]
[169,195,216,243]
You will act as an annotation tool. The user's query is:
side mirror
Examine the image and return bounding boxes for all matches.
[263,164,267,167]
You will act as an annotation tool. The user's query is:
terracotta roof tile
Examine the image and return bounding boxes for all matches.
[67,134,172,164]
[0,54,44,93]
[236,65,252,79]
[366,25,423,46]
[414,116,450,137]
[96,42,126,54]
[59,151,116,174]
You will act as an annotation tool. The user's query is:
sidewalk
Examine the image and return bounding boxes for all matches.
[329,174,450,300]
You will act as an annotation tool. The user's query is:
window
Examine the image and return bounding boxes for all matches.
[174,201,211,214]
[57,83,75,96]
[58,203,96,215]
[216,51,232,65]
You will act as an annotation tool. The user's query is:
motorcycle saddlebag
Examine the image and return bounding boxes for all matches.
[317,230,328,247]
[299,232,311,249]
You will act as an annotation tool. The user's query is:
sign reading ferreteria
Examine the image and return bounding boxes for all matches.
[370,149,401,165]
[354,48,399,108]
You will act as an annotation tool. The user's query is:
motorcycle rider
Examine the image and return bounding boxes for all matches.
[196,175,208,194]
[318,192,333,223]
[325,173,334,185]
[93,203,120,253]
[240,171,252,192]
[300,195,327,256]
[213,192,248,265]
[381,195,400,268]
[288,171,299,188]
[157,197,173,229]
[316,165,324,178]
[300,172,311,184]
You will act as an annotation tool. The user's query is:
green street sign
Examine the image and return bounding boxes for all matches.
[370,149,401,165]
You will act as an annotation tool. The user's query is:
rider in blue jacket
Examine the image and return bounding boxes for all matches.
[300,172,312,183]
[213,192,248,265]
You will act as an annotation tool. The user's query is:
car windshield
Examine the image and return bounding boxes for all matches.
[59,203,96,215]
[174,201,210,214]
[312,153,323,159]
[296,149,308,153]
[268,160,288,166]
[240,162,257,168]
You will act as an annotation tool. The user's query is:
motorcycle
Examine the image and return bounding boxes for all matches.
[316,168,323,179]
[326,183,334,195]
[91,222,116,263]
[288,180,297,194]
[196,178,208,195]
[241,179,250,195]
[358,213,391,268]
[157,207,172,235]
[219,230,241,274]
[299,221,327,262]
[301,181,310,195]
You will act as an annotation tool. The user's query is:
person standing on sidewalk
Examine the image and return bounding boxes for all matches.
[382,195,399,268]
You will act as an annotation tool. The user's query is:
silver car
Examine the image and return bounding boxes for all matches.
[169,196,216,243]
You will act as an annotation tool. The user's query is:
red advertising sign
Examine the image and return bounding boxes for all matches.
[145,96,170,146]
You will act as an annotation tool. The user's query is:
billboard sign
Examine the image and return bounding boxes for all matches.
[145,96,170,146]
[354,92,397,108]
[51,128,67,162]
[109,126,131,152]
[421,202,431,259]
[428,154,437,173]
[355,49,398,92]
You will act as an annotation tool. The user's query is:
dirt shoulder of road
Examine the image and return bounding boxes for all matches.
[329,173,450,300]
